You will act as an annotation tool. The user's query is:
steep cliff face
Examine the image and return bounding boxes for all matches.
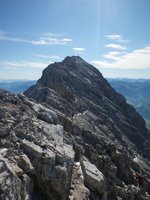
[0,56,150,200]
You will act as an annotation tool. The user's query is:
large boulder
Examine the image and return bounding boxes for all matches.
[81,157,106,194]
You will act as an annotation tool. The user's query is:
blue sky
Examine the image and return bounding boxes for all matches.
[0,0,150,79]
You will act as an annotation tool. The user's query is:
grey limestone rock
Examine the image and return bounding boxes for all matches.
[0,157,21,200]
[81,157,106,194]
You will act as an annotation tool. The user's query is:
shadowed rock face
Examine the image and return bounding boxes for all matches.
[0,56,150,200]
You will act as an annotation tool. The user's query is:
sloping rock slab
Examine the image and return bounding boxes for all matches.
[81,157,106,194]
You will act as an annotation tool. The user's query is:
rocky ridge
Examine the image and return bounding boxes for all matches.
[0,56,150,200]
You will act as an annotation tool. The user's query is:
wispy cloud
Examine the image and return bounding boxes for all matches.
[0,31,29,43]
[32,37,72,45]
[0,30,7,35]
[34,54,61,59]
[0,31,73,45]
[42,32,62,37]
[73,47,86,53]
[92,46,150,69]
[103,51,127,61]
[105,43,127,50]
[106,34,122,40]
[0,60,49,69]
[105,34,129,43]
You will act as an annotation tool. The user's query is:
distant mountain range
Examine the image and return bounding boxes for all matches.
[0,80,36,93]
[108,78,150,129]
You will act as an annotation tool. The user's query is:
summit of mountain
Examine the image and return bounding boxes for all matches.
[0,56,150,200]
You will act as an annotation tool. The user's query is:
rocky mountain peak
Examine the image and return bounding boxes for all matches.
[62,55,85,64]
[37,56,103,90]
[1,57,150,200]
[34,56,122,109]
[25,56,149,157]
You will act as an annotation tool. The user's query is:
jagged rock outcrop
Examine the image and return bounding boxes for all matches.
[0,56,150,200]
[0,90,75,200]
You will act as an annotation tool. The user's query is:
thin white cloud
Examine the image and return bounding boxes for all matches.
[32,37,72,45]
[1,36,29,43]
[34,54,61,59]
[0,30,7,35]
[103,51,126,61]
[61,38,72,42]
[42,32,62,37]
[0,31,73,45]
[106,51,127,56]
[0,60,49,69]
[105,34,130,43]
[92,46,150,69]
[105,43,127,50]
[73,47,86,53]
[0,31,29,43]
[106,34,122,40]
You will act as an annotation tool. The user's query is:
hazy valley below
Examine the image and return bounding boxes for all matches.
[0,80,37,94]
[108,79,150,129]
